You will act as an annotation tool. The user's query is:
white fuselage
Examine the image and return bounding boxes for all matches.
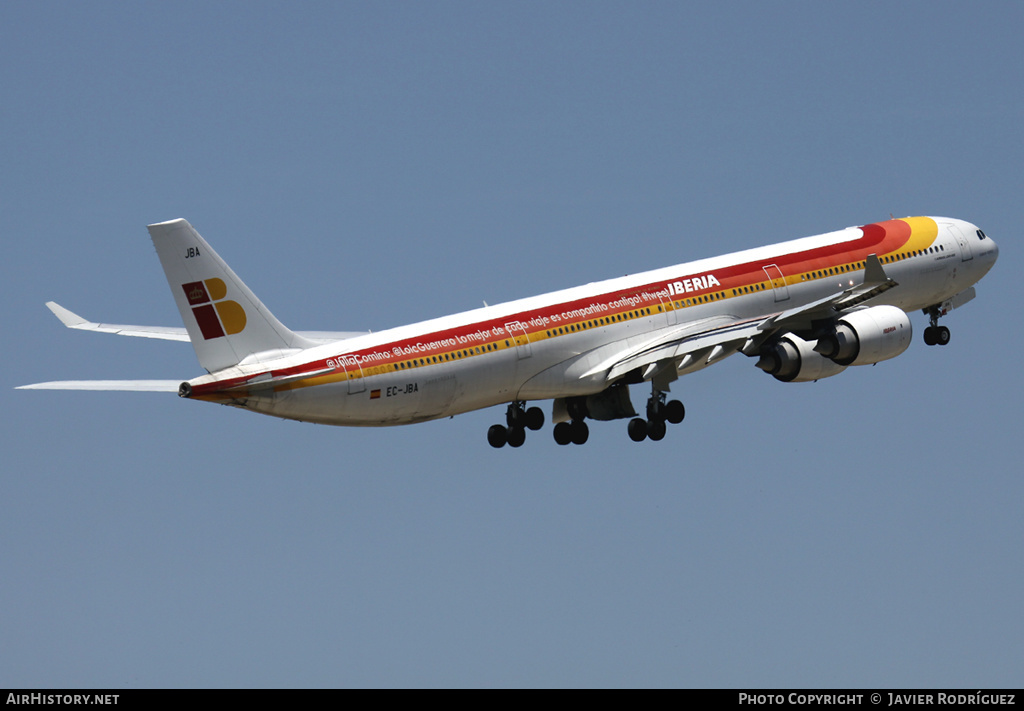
[185,217,998,426]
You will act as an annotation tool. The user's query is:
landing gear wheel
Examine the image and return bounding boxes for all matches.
[647,418,667,441]
[506,426,526,448]
[566,398,589,421]
[570,420,589,445]
[924,306,951,347]
[628,418,648,442]
[524,407,544,431]
[553,422,573,446]
[646,399,663,422]
[643,386,683,441]
[487,425,508,448]
[664,400,685,424]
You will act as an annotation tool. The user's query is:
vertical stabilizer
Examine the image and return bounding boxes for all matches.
[147,219,313,373]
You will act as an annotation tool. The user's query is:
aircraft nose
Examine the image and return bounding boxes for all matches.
[978,227,999,272]
[984,231,999,263]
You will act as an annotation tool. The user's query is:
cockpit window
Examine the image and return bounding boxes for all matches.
[977,229,988,240]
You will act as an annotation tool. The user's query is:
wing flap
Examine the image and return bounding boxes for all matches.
[582,316,765,383]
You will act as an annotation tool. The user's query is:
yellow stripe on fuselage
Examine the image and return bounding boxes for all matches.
[270,217,946,394]
[900,216,939,252]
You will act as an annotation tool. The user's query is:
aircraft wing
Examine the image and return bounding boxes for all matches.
[16,380,181,392]
[43,302,366,344]
[582,316,766,384]
[583,254,897,386]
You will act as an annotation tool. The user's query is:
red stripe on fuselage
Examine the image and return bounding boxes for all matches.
[308,219,912,368]
[193,219,916,394]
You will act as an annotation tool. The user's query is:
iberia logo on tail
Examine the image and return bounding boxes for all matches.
[181,278,246,340]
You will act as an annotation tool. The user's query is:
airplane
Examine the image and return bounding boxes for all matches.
[19,216,998,447]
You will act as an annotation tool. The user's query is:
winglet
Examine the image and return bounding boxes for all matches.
[862,254,889,284]
[46,301,88,328]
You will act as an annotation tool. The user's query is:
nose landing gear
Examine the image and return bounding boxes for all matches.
[923,306,951,347]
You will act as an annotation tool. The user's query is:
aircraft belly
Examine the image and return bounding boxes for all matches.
[223,375,431,426]
[233,383,356,425]
[899,255,958,308]
[347,367,458,424]
[243,352,525,426]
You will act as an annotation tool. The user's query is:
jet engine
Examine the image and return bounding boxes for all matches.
[813,305,912,366]
[756,334,848,382]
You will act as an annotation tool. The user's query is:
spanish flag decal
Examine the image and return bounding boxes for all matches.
[370,389,381,399]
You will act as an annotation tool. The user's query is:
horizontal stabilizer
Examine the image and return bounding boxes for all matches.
[46,302,189,341]
[16,380,181,392]
[44,302,366,345]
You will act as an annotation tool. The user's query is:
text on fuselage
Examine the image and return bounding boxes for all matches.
[667,274,720,296]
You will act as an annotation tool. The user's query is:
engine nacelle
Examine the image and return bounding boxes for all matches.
[813,305,912,366]
[756,334,848,382]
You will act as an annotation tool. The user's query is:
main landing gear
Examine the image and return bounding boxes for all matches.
[922,306,951,347]
[487,401,545,448]
[627,390,685,443]
[486,386,686,448]
[553,398,590,446]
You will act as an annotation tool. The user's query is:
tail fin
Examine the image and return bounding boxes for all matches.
[147,219,314,373]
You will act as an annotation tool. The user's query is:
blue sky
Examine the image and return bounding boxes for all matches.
[2,2,1021,688]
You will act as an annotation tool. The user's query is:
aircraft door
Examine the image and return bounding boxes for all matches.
[340,355,366,394]
[505,321,532,359]
[666,295,678,325]
[947,223,974,262]
[762,264,790,302]
[659,292,678,326]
